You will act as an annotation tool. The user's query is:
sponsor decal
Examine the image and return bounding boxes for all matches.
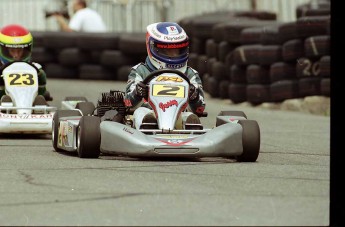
[166,63,185,69]
[163,34,186,41]
[0,113,53,119]
[156,41,188,49]
[155,137,195,146]
[159,100,178,112]
[5,43,29,47]
[156,76,183,82]
[123,127,134,134]
[166,26,179,35]
[151,28,161,38]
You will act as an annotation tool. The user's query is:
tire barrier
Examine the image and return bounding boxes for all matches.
[31,31,146,81]
[177,4,330,104]
[30,4,330,106]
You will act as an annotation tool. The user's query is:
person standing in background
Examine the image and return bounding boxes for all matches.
[53,0,106,32]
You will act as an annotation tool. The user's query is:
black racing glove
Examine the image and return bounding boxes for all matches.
[189,84,199,102]
[135,81,148,99]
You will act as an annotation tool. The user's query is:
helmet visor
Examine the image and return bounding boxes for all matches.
[151,40,189,60]
[1,44,31,61]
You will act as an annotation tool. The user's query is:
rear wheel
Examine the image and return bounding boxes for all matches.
[77,116,101,158]
[76,101,95,116]
[52,110,81,152]
[236,120,260,162]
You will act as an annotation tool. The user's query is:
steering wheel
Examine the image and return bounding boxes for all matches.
[142,69,191,85]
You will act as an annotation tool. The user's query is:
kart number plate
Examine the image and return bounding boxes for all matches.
[4,73,37,87]
[152,84,185,98]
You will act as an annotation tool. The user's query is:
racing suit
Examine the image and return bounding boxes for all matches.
[124,57,206,129]
[0,61,47,99]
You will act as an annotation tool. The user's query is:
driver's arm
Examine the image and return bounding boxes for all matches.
[187,69,206,115]
[124,64,146,108]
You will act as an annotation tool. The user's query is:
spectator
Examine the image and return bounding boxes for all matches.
[53,0,106,32]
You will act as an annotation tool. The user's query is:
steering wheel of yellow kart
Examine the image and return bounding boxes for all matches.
[142,68,191,85]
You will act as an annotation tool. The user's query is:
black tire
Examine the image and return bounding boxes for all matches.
[218,80,230,99]
[52,110,82,152]
[236,120,260,162]
[118,32,146,55]
[270,80,300,102]
[78,64,116,80]
[44,63,78,79]
[216,110,247,127]
[228,83,247,104]
[233,45,261,66]
[205,39,218,59]
[246,84,271,105]
[246,64,270,84]
[77,116,101,158]
[76,101,95,116]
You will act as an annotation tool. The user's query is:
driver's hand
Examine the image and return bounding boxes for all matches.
[135,81,148,99]
[189,84,199,102]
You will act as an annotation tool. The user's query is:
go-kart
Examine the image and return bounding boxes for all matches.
[52,69,260,162]
[0,61,56,134]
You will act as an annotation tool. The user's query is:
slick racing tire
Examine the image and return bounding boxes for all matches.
[77,116,101,158]
[52,110,82,152]
[236,120,260,162]
[216,111,247,126]
[76,101,96,116]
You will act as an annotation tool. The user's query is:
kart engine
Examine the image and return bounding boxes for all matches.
[96,90,127,117]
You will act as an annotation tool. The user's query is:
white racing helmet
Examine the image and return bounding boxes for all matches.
[146,22,189,72]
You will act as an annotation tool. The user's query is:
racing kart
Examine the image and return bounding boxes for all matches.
[52,69,260,162]
[0,61,56,134]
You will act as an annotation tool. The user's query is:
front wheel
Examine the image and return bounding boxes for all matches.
[76,101,95,116]
[236,120,260,162]
[216,110,247,127]
[77,116,101,158]
[52,110,82,152]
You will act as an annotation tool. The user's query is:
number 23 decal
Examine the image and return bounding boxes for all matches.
[5,73,37,86]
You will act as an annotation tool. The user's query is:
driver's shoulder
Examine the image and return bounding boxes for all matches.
[133,63,151,75]
[185,66,199,75]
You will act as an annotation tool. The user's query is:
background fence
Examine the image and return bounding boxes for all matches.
[0,0,313,32]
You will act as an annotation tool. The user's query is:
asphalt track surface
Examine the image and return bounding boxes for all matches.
[0,78,330,226]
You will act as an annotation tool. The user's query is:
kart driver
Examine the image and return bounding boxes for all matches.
[124,22,206,130]
[0,24,51,103]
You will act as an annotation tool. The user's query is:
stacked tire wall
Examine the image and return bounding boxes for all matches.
[181,1,330,105]
[31,1,330,105]
[31,31,147,81]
